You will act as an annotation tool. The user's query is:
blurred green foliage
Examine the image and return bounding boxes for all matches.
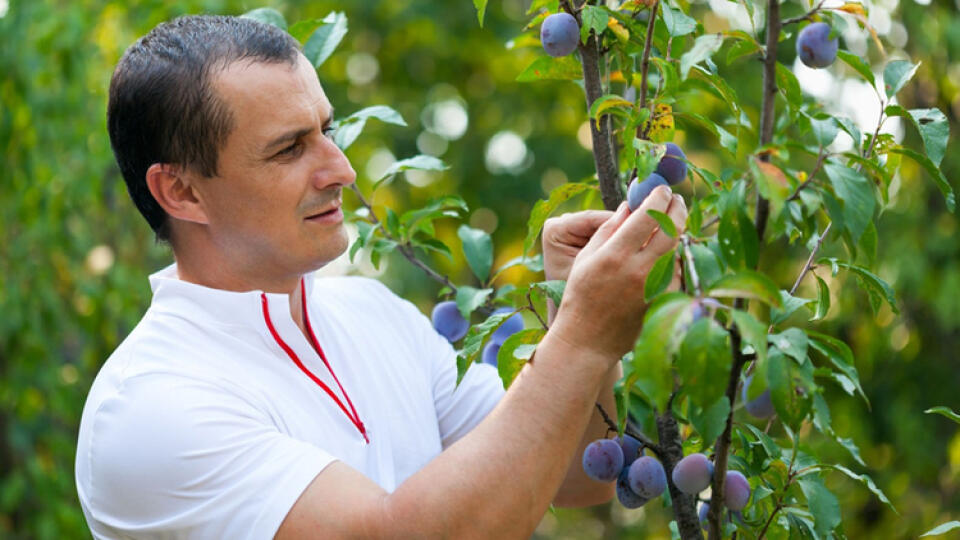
[0,0,957,537]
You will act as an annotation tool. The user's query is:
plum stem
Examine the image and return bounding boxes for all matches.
[786,149,828,202]
[782,0,827,27]
[594,402,663,456]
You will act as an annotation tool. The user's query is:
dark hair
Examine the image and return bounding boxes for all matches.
[107,15,300,242]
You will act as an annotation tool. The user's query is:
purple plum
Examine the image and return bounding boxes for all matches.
[490,307,524,345]
[540,13,579,57]
[431,300,469,342]
[672,453,714,494]
[628,456,667,498]
[582,439,624,482]
[627,173,669,211]
[796,22,838,69]
[655,142,688,185]
[724,470,751,511]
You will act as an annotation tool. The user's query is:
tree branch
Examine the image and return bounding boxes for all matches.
[785,149,827,203]
[638,1,660,110]
[579,28,623,210]
[657,410,705,540]
[350,185,458,292]
[753,0,781,243]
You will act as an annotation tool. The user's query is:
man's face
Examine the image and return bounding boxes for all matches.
[190,53,356,284]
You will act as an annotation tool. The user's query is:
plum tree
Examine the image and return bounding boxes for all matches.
[540,13,579,57]
[654,142,688,185]
[431,301,469,342]
[618,434,643,466]
[582,439,624,482]
[627,173,668,211]
[628,456,667,498]
[796,22,838,68]
[481,341,499,367]
[741,374,775,419]
[723,471,751,511]
[490,307,524,345]
[616,467,650,509]
[672,453,714,494]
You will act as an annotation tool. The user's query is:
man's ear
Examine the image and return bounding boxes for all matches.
[145,163,209,226]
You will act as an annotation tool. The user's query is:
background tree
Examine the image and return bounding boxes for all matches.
[0,0,958,538]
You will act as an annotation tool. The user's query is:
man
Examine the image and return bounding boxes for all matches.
[75,14,686,539]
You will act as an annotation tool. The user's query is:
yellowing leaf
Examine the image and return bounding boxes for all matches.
[608,18,630,43]
[645,103,675,143]
[835,2,867,16]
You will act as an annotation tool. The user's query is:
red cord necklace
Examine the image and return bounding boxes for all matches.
[260,279,369,443]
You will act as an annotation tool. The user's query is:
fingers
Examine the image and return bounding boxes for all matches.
[606,185,675,254]
[544,209,615,248]
[643,193,688,255]
[578,202,629,259]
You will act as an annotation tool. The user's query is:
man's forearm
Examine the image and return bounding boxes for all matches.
[547,297,622,507]
[381,332,616,538]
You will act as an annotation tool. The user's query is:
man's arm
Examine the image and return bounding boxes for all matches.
[277,186,687,539]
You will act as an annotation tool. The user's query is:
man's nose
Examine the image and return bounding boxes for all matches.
[310,135,357,189]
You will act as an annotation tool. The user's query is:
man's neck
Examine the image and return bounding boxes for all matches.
[173,255,309,339]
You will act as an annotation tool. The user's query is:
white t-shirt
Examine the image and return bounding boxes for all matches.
[75,264,505,539]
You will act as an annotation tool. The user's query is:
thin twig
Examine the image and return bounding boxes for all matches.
[526,289,549,330]
[350,185,457,292]
[594,403,663,456]
[785,149,827,202]
[781,0,827,27]
[788,222,833,296]
[638,0,660,110]
[681,235,702,297]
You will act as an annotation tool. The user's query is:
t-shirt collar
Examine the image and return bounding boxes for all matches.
[148,263,316,329]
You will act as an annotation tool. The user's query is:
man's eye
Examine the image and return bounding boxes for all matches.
[277,141,302,157]
[322,125,336,139]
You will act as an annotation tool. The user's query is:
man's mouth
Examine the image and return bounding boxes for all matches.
[305,200,344,223]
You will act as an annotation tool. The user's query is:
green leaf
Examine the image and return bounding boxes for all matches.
[809,115,839,147]
[456,309,511,384]
[768,352,812,430]
[688,244,722,289]
[824,163,875,243]
[835,115,863,152]
[835,436,866,467]
[797,476,842,536]
[333,105,406,151]
[457,225,493,283]
[473,0,488,27]
[516,55,582,82]
[455,286,493,319]
[523,183,595,255]
[646,209,678,238]
[886,146,955,211]
[837,50,875,87]
[819,258,898,315]
[633,139,668,180]
[531,280,566,305]
[679,34,725,79]
[497,328,545,387]
[775,62,802,110]
[731,309,767,364]
[580,6,607,42]
[925,406,960,425]
[303,12,348,68]
[375,155,449,189]
[288,18,324,43]
[812,274,830,321]
[677,319,732,407]
[771,289,814,325]
[661,4,697,37]
[674,112,739,156]
[812,393,834,435]
[885,106,950,167]
[882,60,919,99]
[769,327,808,365]
[688,396,730,448]
[920,522,960,537]
[588,94,634,128]
[631,293,693,410]
[241,7,287,30]
[644,247,677,302]
[743,423,782,459]
[807,329,869,406]
[707,270,783,307]
[828,464,897,514]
